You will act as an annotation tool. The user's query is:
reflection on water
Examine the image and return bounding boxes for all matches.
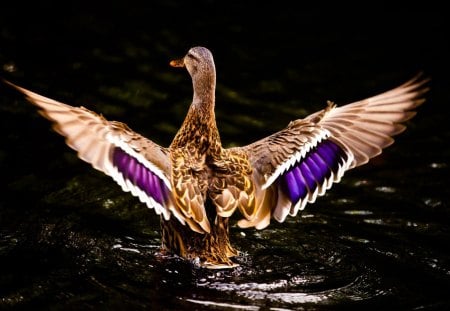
[1,4,450,310]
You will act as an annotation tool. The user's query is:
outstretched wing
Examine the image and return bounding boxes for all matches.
[4,80,198,230]
[235,74,429,229]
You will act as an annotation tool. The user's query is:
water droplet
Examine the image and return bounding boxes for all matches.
[363,219,386,225]
[332,198,355,205]
[103,198,114,209]
[340,235,370,243]
[301,214,314,218]
[423,198,442,208]
[344,210,373,216]
[375,186,396,193]
[2,62,16,73]
[430,162,446,169]
[406,221,418,227]
[118,247,140,254]
[354,179,370,187]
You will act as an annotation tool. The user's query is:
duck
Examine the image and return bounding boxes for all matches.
[3,46,429,268]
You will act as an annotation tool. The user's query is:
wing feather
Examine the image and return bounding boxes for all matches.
[4,73,429,234]
[4,80,193,227]
[235,73,429,229]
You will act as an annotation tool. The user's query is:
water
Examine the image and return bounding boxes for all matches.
[1,4,449,310]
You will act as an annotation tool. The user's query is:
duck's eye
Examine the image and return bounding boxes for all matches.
[186,53,199,61]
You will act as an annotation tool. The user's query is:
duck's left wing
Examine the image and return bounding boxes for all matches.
[4,80,189,226]
[234,74,429,229]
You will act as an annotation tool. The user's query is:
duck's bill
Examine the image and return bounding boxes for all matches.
[169,58,185,68]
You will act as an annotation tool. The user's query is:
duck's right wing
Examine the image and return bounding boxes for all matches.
[4,80,209,233]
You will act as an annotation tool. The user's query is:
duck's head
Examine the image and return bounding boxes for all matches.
[170,47,216,89]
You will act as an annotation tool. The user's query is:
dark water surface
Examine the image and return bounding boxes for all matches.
[1,4,449,310]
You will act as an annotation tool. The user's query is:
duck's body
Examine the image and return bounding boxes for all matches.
[4,47,429,268]
[164,48,253,266]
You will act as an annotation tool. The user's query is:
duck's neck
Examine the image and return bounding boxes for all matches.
[191,73,216,118]
[172,74,221,152]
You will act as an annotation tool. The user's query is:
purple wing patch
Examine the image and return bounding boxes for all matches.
[112,147,168,205]
[281,140,348,203]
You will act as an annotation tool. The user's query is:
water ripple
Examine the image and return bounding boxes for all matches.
[191,267,388,308]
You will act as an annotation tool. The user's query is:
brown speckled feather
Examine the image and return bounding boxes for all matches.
[209,148,254,219]
[170,148,210,233]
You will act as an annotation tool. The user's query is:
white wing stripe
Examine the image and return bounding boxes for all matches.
[107,134,172,190]
[262,129,330,189]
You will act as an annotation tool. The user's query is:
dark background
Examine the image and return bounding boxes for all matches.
[1,2,449,310]
[2,4,448,146]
